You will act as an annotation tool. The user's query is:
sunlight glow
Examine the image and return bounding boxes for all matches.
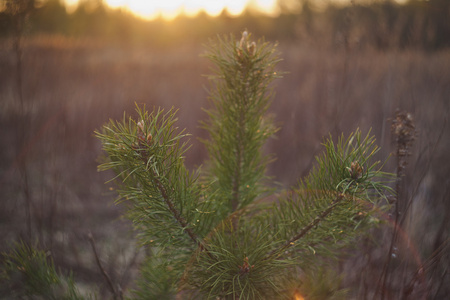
[294,291,305,300]
[64,0,79,13]
[64,0,279,20]
[251,0,279,16]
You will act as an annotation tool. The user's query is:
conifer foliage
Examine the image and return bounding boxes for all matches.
[95,31,393,299]
[0,241,85,299]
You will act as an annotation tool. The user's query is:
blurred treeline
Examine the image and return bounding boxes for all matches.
[1,0,449,50]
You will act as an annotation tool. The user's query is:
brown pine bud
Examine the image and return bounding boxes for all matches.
[239,30,248,49]
[137,120,145,133]
[247,41,256,56]
[238,256,254,275]
[137,120,145,142]
[347,161,363,180]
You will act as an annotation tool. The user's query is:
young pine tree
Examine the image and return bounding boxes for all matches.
[96,31,393,299]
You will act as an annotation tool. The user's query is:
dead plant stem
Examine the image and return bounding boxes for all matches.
[88,232,123,300]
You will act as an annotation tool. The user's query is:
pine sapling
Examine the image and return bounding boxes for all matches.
[96,31,393,299]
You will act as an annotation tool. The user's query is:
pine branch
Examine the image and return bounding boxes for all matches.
[153,170,195,239]
[266,193,346,260]
[96,106,217,263]
[245,130,393,272]
[231,131,243,212]
[201,31,281,214]
[149,166,211,256]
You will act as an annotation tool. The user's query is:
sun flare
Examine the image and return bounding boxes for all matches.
[65,0,278,20]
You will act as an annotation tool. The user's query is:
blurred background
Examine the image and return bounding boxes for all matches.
[0,0,449,298]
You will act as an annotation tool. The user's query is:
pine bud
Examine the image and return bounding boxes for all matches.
[137,120,145,143]
[239,30,248,49]
[248,41,256,56]
[238,256,254,275]
[236,47,243,60]
[136,120,152,144]
[137,120,145,132]
[236,31,248,61]
[347,161,363,180]
[236,31,256,63]
[146,133,152,143]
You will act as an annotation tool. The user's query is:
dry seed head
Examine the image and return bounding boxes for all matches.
[391,110,416,152]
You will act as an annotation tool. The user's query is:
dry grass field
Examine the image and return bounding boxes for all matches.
[1,34,449,298]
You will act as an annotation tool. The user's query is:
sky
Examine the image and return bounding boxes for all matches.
[64,0,280,20]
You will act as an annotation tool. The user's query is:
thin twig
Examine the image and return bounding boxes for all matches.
[402,238,449,299]
[378,110,416,300]
[88,232,123,300]
[10,0,32,245]
[400,114,447,227]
